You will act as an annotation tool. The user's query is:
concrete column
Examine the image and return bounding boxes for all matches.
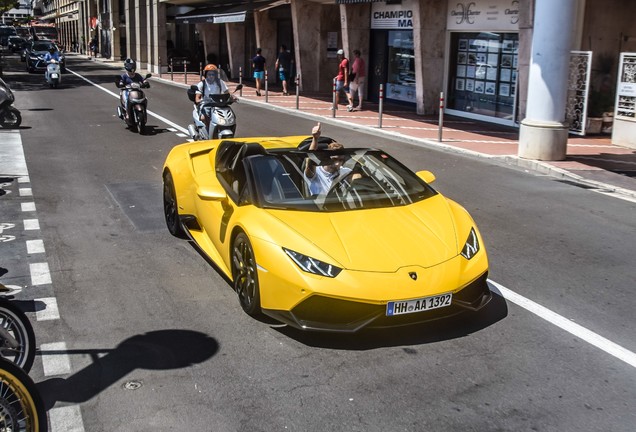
[412,0,446,115]
[254,9,276,79]
[518,0,577,161]
[225,22,245,80]
[145,0,152,69]
[125,0,135,61]
[135,0,148,63]
[110,0,121,60]
[291,0,330,92]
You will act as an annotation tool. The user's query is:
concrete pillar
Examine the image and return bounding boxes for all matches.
[225,22,245,80]
[145,0,167,73]
[145,0,152,69]
[110,0,121,60]
[135,0,148,63]
[125,0,135,61]
[254,9,276,79]
[291,0,325,92]
[412,0,446,115]
[518,0,577,161]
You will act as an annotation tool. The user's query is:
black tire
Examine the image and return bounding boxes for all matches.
[0,298,36,373]
[163,171,186,239]
[232,233,261,316]
[0,357,48,432]
[0,107,22,129]
[135,110,145,135]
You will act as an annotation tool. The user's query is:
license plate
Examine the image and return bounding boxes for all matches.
[386,293,452,316]
[51,74,58,78]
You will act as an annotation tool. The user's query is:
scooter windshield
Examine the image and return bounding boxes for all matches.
[202,93,232,106]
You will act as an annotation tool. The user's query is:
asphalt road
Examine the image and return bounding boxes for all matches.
[1,53,635,431]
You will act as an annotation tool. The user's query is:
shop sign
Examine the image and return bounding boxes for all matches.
[615,53,636,120]
[371,2,413,30]
[447,0,519,31]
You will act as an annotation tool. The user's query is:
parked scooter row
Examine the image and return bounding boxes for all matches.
[0,77,21,128]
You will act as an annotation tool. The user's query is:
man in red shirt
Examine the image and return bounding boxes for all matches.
[333,49,353,110]
[349,49,366,111]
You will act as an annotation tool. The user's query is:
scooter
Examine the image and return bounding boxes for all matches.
[186,84,242,141]
[44,58,62,88]
[115,73,151,135]
[0,77,21,128]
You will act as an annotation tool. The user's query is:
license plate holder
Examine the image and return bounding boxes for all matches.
[386,293,452,316]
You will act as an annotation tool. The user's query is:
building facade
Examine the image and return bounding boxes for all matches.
[42,0,636,155]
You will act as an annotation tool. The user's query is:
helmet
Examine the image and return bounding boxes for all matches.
[337,49,344,56]
[124,58,136,73]
[49,46,56,53]
[203,64,219,78]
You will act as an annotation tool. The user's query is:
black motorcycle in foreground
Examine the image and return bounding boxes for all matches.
[115,73,151,134]
[0,77,22,129]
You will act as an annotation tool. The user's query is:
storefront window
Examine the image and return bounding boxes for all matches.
[447,32,518,121]
[386,31,415,103]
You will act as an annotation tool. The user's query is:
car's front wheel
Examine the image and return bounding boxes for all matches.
[163,171,186,238]
[232,233,261,316]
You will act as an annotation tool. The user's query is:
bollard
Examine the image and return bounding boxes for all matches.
[199,62,203,81]
[332,78,337,118]
[239,67,243,97]
[378,84,384,128]
[265,69,269,103]
[295,74,300,110]
[184,60,188,85]
[159,57,162,79]
[438,91,444,142]
[170,58,173,81]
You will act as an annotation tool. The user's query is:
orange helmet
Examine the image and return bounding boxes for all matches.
[203,64,218,77]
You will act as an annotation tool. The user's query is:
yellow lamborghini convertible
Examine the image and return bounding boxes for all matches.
[162,135,491,332]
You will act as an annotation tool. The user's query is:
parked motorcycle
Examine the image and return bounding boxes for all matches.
[0,77,22,129]
[186,84,242,141]
[115,73,151,135]
[44,58,62,88]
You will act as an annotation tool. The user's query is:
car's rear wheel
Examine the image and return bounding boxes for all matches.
[232,233,261,316]
[163,171,186,239]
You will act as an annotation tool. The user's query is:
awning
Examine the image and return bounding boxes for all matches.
[175,0,278,24]
[335,0,384,4]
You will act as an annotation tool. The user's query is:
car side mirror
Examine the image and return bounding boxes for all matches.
[416,170,436,184]
[197,185,226,200]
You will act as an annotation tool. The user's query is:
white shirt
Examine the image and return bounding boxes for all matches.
[196,79,229,97]
[307,166,352,195]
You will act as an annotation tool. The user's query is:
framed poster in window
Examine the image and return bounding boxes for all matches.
[499,83,510,97]
[458,39,468,51]
[457,65,466,77]
[500,68,511,81]
[465,79,475,92]
[474,80,485,94]
[501,55,512,68]
[458,52,467,64]
[486,67,497,81]
[485,82,496,95]
[456,78,465,91]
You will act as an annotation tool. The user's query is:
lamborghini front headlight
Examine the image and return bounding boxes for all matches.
[460,228,480,260]
[283,248,342,278]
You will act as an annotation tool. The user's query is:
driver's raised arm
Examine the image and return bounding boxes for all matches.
[304,122,321,178]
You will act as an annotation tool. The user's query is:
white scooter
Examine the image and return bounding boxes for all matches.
[44,59,61,88]
[186,84,242,141]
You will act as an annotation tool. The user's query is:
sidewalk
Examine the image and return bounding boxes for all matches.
[87,55,636,200]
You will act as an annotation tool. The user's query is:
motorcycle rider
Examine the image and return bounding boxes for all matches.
[43,46,61,83]
[194,64,235,129]
[118,58,148,118]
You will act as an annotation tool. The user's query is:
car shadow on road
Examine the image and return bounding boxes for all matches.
[275,292,508,350]
[36,329,219,410]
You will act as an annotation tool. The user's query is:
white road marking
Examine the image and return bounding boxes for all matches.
[19,187,32,196]
[17,176,30,183]
[0,130,28,176]
[49,405,85,432]
[21,202,36,212]
[489,280,636,369]
[23,219,40,230]
[26,239,45,254]
[176,133,188,137]
[30,263,51,285]
[67,69,189,134]
[40,341,72,376]
[35,297,60,321]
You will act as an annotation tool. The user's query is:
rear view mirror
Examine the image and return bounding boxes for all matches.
[234,84,243,92]
[145,73,152,79]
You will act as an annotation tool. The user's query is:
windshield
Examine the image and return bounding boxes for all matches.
[247,149,437,212]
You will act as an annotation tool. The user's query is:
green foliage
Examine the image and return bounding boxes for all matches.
[0,0,19,14]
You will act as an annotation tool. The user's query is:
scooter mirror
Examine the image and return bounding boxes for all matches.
[145,73,152,79]
[234,84,243,92]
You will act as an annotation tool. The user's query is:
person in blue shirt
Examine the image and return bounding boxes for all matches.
[118,58,148,114]
[43,46,61,63]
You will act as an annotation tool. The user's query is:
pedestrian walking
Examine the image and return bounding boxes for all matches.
[252,48,266,97]
[333,49,351,110]
[349,49,366,110]
[275,45,293,96]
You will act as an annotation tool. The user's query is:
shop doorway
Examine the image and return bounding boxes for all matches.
[368,30,388,103]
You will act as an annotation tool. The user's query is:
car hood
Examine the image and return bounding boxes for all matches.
[266,195,459,272]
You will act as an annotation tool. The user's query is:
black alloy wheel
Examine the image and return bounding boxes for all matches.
[162,171,186,238]
[0,298,36,373]
[232,233,261,316]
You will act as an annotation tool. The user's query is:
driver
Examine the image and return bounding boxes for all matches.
[43,46,61,63]
[118,58,147,113]
[195,64,234,128]
[304,122,354,195]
